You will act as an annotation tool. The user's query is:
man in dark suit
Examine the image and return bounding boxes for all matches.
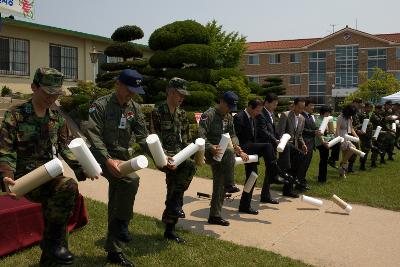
[234,99,293,214]
[297,99,322,191]
[277,97,308,198]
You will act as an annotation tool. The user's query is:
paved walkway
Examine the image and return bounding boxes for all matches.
[66,164,400,267]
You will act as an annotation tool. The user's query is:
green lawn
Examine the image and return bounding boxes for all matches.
[193,150,400,211]
[1,198,310,267]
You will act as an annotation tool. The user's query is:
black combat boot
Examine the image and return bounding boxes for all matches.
[40,224,74,265]
[164,223,186,243]
[107,252,134,267]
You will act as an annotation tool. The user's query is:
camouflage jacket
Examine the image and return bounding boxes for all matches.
[150,101,190,156]
[87,93,148,165]
[0,100,85,180]
[355,111,373,137]
[198,107,239,151]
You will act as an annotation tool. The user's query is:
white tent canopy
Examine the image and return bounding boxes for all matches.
[381,91,400,103]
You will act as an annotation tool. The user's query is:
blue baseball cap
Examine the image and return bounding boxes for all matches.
[222,91,239,111]
[118,69,145,94]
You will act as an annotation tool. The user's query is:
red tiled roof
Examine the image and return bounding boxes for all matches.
[375,33,400,43]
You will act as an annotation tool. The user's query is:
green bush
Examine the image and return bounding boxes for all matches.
[1,86,12,97]
[210,68,243,84]
[96,80,116,90]
[186,111,197,124]
[164,68,211,83]
[104,42,143,60]
[183,91,214,111]
[149,44,216,69]
[149,20,210,51]
[59,96,74,112]
[216,77,251,110]
[95,71,121,83]
[189,123,199,142]
[100,60,148,72]
[187,81,218,95]
[248,82,263,94]
[111,25,144,42]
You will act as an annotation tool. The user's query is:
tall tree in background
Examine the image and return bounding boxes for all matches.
[260,77,286,96]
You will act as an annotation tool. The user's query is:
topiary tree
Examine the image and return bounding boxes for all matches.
[260,76,286,96]
[216,76,251,110]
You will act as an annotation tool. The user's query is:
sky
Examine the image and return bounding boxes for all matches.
[4,0,400,45]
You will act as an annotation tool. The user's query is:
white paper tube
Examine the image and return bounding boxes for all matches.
[68,138,102,177]
[213,133,231,162]
[396,120,399,125]
[332,194,352,213]
[146,134,168,168]
[349,146,366,158]
[344,134,359,143]
[328,136,344,148]
[392,123,397,132]
[319,116,333,133]
[235,155,259,165]
[277,133,291,153]
[373,126,382,139]
[172,143,199,167]
[8,158,64,198]
[194,138,205,166]
[391,115,399,120]
[118,155,148,176]
[243,171,258,193]
[361,119,369,133]
[300,195,323,207]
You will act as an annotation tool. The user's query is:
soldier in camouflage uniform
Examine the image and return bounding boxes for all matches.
[0,68,97,266]
[382,101,396,161]
[354,103,374,170]
[393,103,400,149]
[150,78,196,243]
[198,91,248,226]
[87,69,148,267]
[370,104,388,165]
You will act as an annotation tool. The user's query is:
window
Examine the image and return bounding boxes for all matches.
[309,51,326,105]
[396,48,400,60]
[269,54,280,64]
[290,75,301,85]
[290,53,301,63]
[50,44,78,80]
[367,48,386,78]
[247,55,259,65]
[335,46,358,89]
[395,72,400,81]
[0,36,29,76]
[248,76,259,84]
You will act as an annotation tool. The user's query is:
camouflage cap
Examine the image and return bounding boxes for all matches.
[167,77,190,96]
[33,67,64,95]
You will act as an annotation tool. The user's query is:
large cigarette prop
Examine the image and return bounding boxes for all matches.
[319,116,333,133]
[213,133,231,162]
[344,134,359,143]
[8,158,64,198]
[373,126,382,139]
[328,136,344,148]
[68,138,102,177]
[194,138,205,166]
[277,133,291,153]
[235,155,259,165]
[172,143,199,167]
[243,171,258,193]
[361,119,369,133]
[349,146,366,158]
[392,123,397,133]
[332,194,352,213]
[118,155,148,176]
[300,195,323,207]
[146,134,167,168]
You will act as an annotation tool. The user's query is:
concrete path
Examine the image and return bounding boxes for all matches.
[67,164,400,267]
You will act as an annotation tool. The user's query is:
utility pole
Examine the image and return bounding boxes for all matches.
[355,18,358,30]
[329,24,338,33]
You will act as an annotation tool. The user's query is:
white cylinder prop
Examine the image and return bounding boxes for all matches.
[213,133,231,162]
[373,126,382,139]
[349,146,366,158]
[68,138,102,177]
[8,158,64,198]
[344,134,359,143]
[332,194,352,213]
[396,120,399,125]
[319,116,333,133]
[172,143,199,167]
[361,119,369,133]
[300,195,323,207]
[194,138,205,166]
[235,155,259,165]
[243,171,258,193]
[146,134,168,168]
[392,123,397,132]
[328,136,344,148]
[118,155,148,176]
[277,133,291,153]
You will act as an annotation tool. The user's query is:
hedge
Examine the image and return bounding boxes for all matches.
[100,60,148,72]
[111,25,144,42]
[164,68,211,83]
[183,90,215,111]
[148,20,210,51]
[187,81,218,96]
[95,71,121,83]
[210,68,243,84]
[104,42,143,59]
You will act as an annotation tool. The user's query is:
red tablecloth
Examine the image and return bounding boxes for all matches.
[0,194,88,257]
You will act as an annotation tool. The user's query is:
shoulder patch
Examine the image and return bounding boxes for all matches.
[89,104,97,113]
[126,111,135,121]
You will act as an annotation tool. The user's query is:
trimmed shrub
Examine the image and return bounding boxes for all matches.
[186,111,197,124]
[149,20,210,51]
[104,42,143,60]
[164,68,211,83]
[216,77,251,110]
[96,80,116,90]
[248,82,263,95]
[1,86,12,97]
[111,25,144,42]
[183,91,214,111]
[210,68,243,84]
[187,81,218,96]
[189,123,199,142]
[100,60,148,72]
[95,71,121,83]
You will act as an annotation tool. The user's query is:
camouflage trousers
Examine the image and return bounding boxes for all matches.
[25,176,78,250]
[359,135,372,165]
[162,159,196,225]
[378,131,395,158]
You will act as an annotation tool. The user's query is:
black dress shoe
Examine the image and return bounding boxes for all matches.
[283,191,299,198]
[107,252,134,267]
[225,185,240,193]
[208,216,230,226]
[260,198,279,204]
[164,231,186,243]
[238,207,259,215]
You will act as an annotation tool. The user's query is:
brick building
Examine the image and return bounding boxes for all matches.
[242,26,400,106]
